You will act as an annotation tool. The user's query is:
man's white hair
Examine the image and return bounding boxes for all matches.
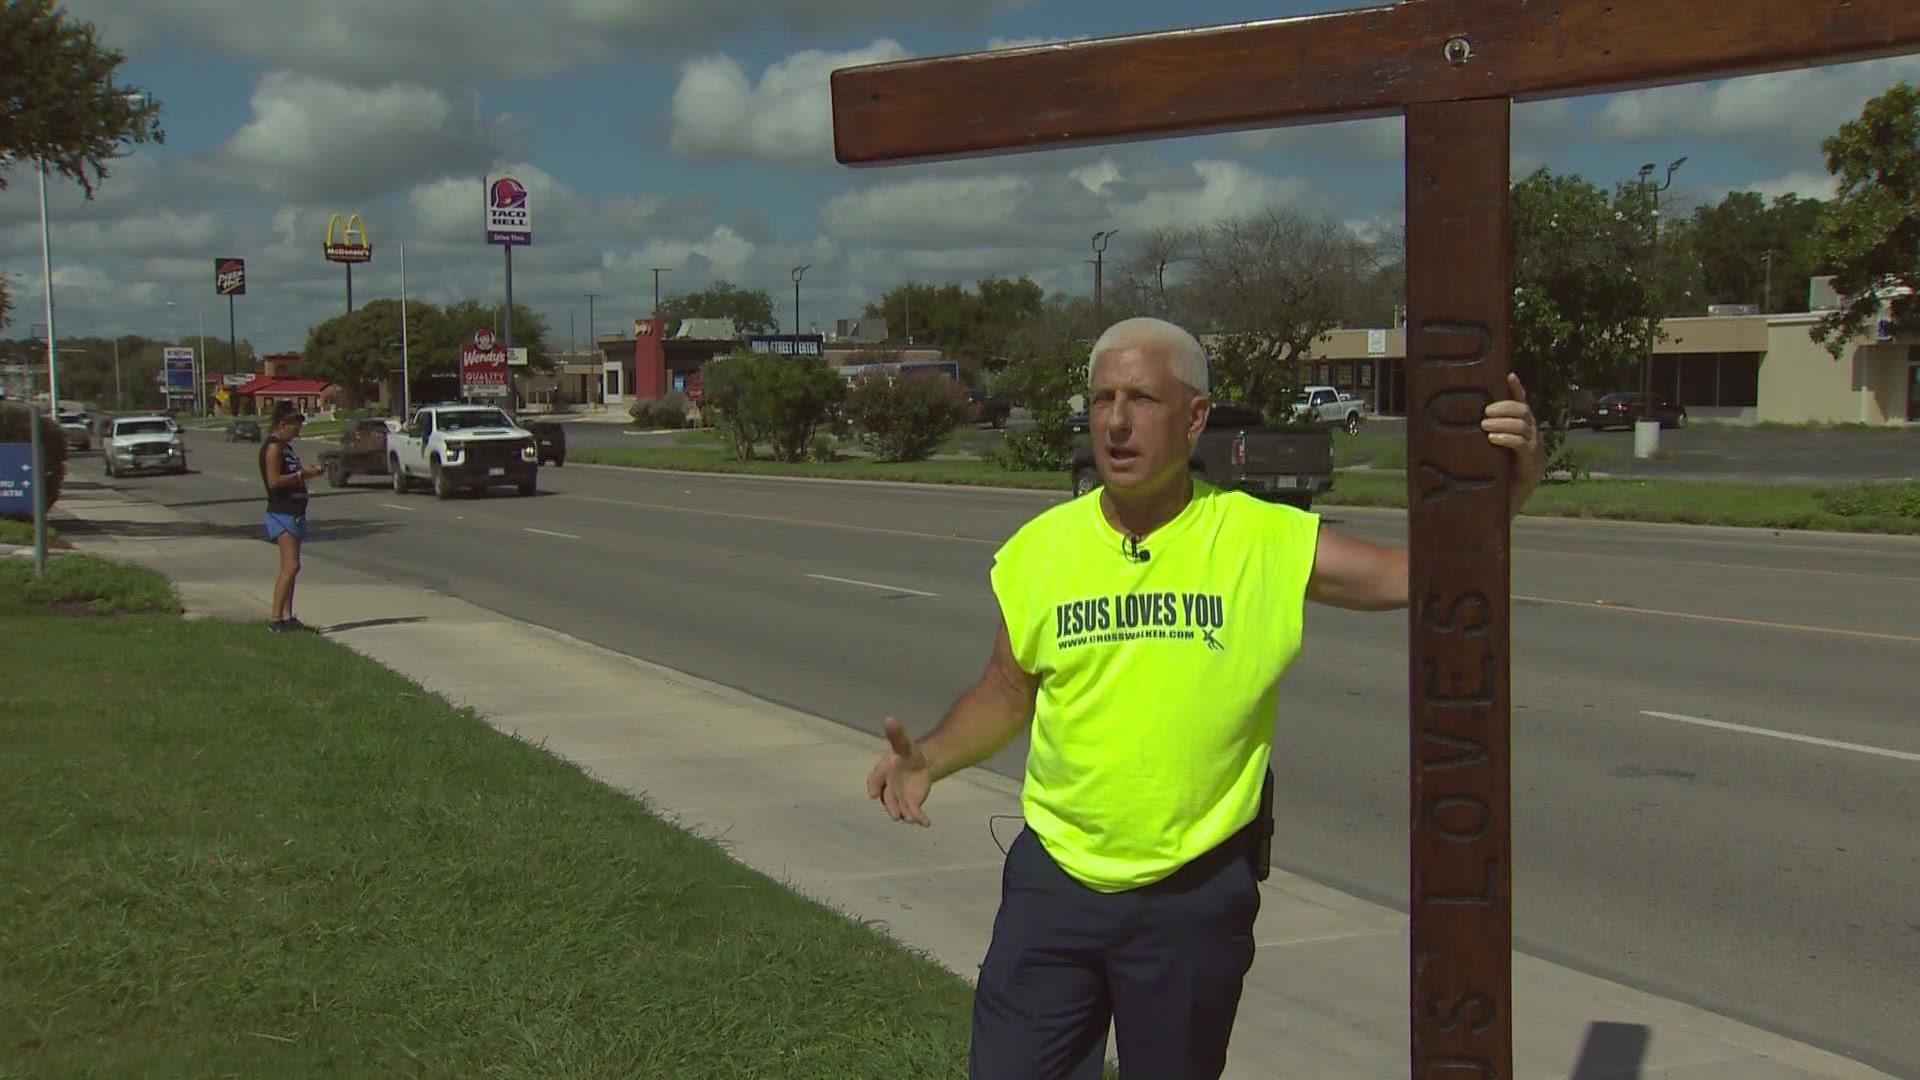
[1088,316,1210,395]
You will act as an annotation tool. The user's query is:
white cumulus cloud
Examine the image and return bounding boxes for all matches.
[211,72,519,203]
[67,0,1034,84]
[1591,58,1920,148]
[669,40,911,166]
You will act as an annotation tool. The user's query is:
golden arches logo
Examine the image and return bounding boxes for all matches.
[322,213,372,264]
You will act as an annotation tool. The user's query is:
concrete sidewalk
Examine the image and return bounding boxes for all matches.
[47,483,1894,1080]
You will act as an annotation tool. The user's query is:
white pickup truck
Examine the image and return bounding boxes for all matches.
[1290,385,1369,435]
[386,404,539,499]
[103,414,187,477]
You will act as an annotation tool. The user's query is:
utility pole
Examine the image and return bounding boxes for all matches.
[1762,249,1775,314]
[586,292,598,352]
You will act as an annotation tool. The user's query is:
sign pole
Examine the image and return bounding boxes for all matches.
[400,239,411,417]
[346,262,354,313]
[29,405,46,578]
[503,245,516,413]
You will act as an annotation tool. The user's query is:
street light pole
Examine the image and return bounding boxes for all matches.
[36,158,58,414]
[1091,229,1117,324]
[650,268,670,315]
[792,265,810,348]
[1635,157,1686,426]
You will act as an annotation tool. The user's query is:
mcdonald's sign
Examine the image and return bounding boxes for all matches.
[323,212,373,264]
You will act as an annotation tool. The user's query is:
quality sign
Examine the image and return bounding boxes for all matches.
[214,257,247,296]
[484,174,532,246]
[323,212,373,263]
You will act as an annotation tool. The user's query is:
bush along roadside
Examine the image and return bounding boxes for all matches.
[0,554,182,616]
[844,370,967,462]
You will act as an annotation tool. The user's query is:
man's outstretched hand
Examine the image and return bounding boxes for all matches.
[1482,372,1549,508]
[867,716,933,827]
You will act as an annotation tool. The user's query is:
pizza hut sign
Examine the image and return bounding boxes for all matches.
[214,257,247,296]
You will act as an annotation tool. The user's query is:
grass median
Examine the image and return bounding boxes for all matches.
[2,561,980,1077]
[575,442,1070,491]
[575,433,1920,535]
[1319,471,1920,534]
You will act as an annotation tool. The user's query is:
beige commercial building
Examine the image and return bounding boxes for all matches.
[1307,311,1918,426]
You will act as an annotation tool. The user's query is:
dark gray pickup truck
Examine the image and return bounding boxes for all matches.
[1070,403,1335,510]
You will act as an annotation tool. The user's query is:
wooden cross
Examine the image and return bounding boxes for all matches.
[829,2,1920,1075]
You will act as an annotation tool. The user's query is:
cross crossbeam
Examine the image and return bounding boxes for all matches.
[831,0,1920,165]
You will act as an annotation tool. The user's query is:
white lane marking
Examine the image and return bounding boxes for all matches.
[1639,711,1920,764]
[806,573,939,598]
[380,502,415,513]
[524,527,581,540]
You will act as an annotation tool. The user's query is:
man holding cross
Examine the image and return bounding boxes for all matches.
[868,315,1546,1077]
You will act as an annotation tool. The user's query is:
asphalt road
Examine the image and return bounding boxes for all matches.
[73,436,1920,1077]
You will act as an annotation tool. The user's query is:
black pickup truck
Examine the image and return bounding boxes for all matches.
[1070,403,1335,510]
[319,418,395,487]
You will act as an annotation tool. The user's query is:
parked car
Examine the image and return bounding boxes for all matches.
[1585,392,1688,431]
[226,418,262,443]
[1071,403,1334,510]
[965,389,1012,429]
[525,420,567,466]
[57,411,92,450]
[319,418,395,487]
[103,414,187,477]
[1290,385,1369,435]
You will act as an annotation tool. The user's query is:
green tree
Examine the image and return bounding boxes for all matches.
[1677,190,1827,315]
[0,0,164,328]
[659,280,777,336]
[1509,168,1661,438]
[845,370,966,462]
[865,275,1044,369]
[1812,80,1920,354]
[754,356,844,462]
[994,295,1098,471]
[697,353,760,461]
[1183,208,1379,420]
[696,352,843,462]
[302,301,413,406]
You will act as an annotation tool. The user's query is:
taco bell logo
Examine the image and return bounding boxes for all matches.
[485,173,533,246]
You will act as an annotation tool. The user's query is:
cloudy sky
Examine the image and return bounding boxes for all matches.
[2,0,1915,354]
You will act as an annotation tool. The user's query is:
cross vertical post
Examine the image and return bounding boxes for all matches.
[1405,96,1513,1078]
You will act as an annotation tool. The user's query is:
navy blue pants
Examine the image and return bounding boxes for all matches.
[969,827,1262,1080]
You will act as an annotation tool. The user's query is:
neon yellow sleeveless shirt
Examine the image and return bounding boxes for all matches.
[989,479,1320,892]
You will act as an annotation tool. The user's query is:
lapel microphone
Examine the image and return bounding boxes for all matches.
[1122,534,1151,563]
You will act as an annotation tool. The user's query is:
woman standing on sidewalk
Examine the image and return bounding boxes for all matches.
[260,402,324,632]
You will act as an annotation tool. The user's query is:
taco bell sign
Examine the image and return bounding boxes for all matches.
[484,174,532,246]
